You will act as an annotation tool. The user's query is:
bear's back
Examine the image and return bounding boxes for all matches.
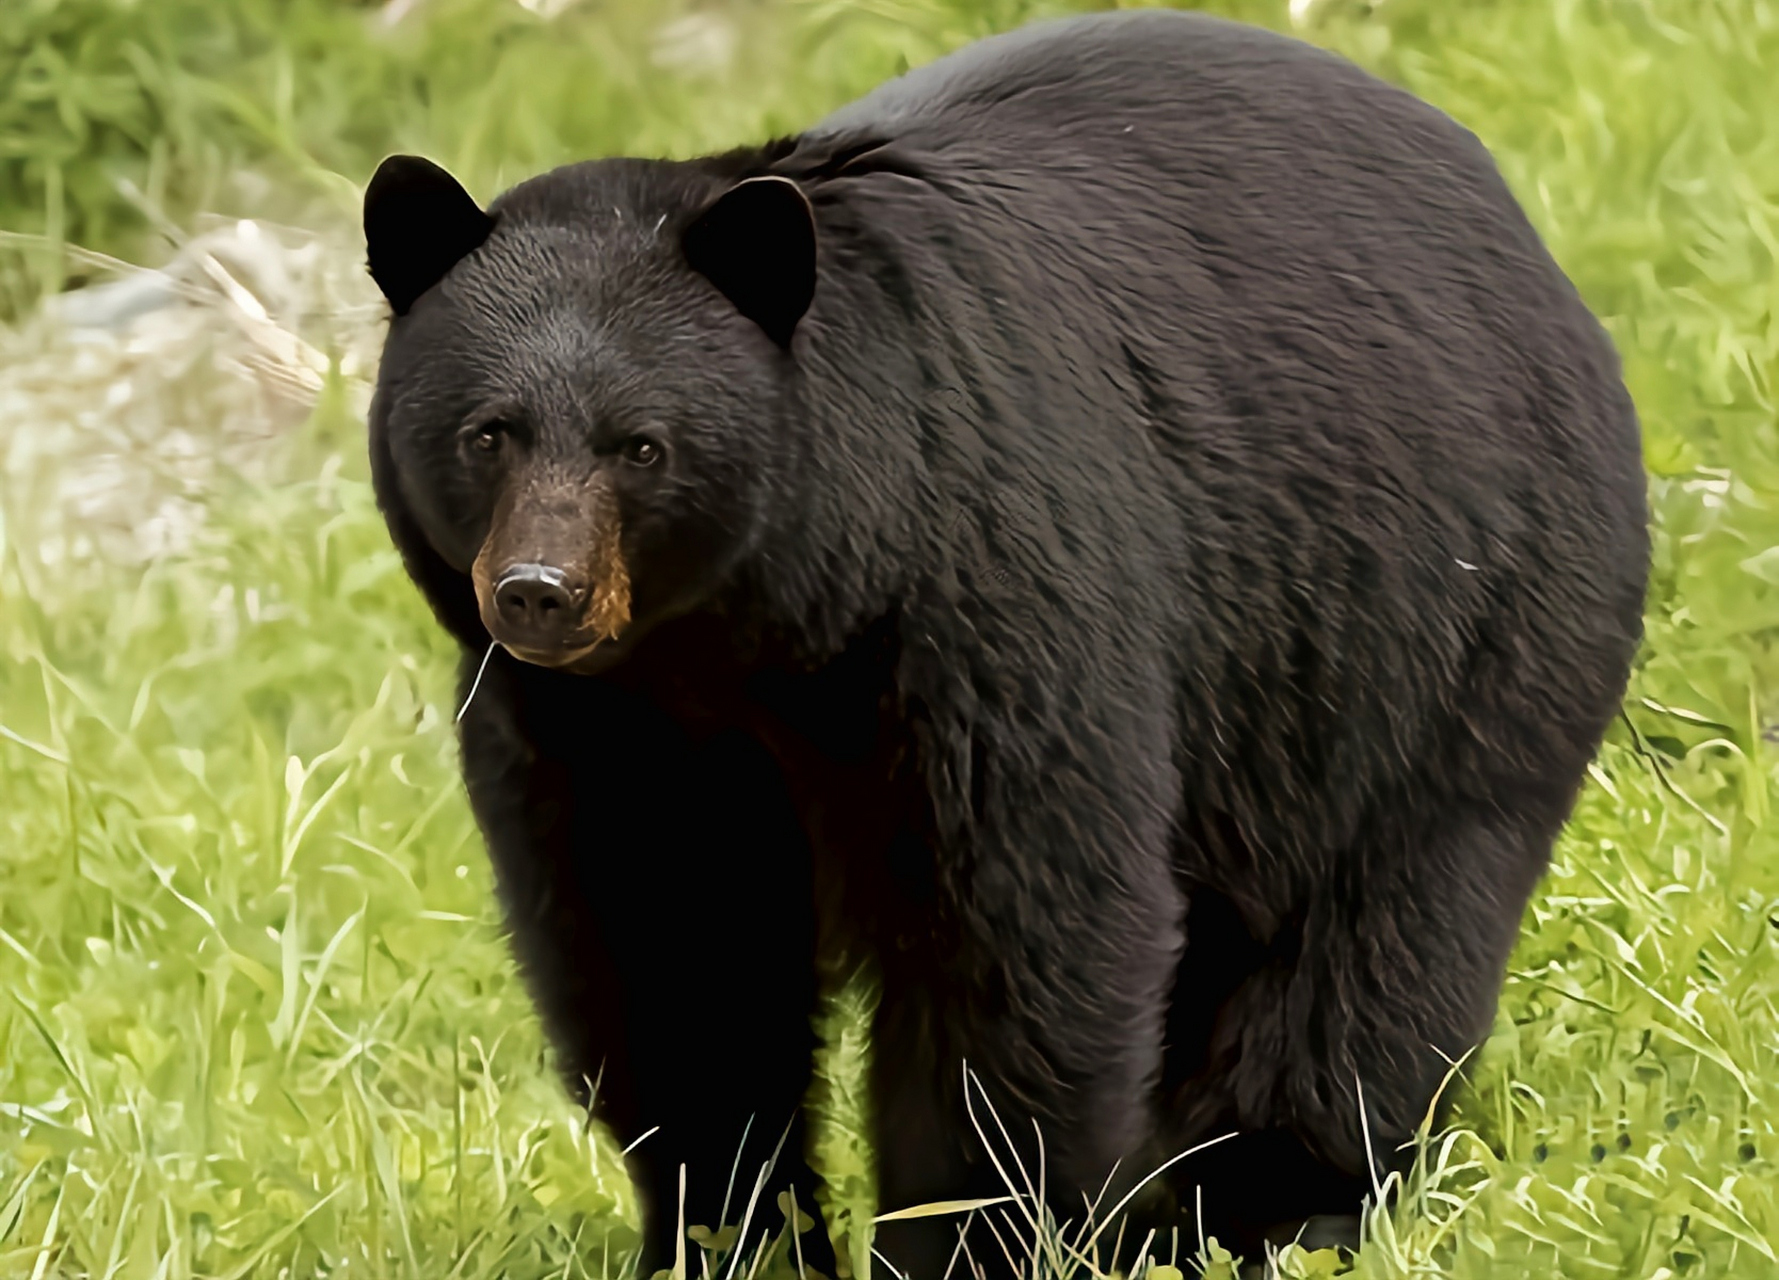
[787,10,1647,853]
[811,10,1493,192]
[799,7,1644,600]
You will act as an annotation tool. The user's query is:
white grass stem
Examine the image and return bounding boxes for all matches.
[457,642,497,724]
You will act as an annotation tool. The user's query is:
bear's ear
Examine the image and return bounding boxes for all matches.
[682,176,816,349]
[364,155,495,316]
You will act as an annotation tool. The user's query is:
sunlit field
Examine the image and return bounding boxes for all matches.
[2,1,1775,1276]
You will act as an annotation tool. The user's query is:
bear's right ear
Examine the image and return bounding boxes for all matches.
[682,176,817,349]
[364,155,495,316]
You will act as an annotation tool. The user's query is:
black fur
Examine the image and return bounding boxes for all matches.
[364,10,1648,1276]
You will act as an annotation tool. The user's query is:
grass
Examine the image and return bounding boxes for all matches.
[1,0,1776,1275]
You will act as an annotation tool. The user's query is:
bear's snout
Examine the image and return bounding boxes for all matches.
[469,479,634,668]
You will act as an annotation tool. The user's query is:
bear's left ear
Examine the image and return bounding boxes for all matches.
[364,154,496,316]
[682,176,816,349]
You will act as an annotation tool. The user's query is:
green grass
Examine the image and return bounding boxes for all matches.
[2,0,1777,1276]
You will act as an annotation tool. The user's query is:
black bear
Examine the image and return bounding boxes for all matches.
[362,9,1648,1276]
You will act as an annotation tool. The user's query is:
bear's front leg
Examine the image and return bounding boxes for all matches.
[868,740,1187,1280]
[459,660,833,1277]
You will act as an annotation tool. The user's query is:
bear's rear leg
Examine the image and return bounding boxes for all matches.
[1169,1126,1369,1266]
[1164,796,1562,1263]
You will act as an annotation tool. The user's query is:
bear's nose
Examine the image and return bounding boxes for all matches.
[492,564,580,646]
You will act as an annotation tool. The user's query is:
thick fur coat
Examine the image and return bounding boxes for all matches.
[363,10,1649,1275]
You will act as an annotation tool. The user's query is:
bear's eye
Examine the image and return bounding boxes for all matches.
[621,436,663,467]
[461,420,509,456]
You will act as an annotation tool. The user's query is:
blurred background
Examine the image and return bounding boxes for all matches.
[0,1,1775,1277]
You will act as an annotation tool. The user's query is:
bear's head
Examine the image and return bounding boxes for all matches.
[363,154,817,673]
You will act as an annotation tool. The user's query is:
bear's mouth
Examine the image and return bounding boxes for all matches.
[496,635,610,669]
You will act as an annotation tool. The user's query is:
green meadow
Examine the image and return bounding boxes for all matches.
[1,0,1775,1276]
